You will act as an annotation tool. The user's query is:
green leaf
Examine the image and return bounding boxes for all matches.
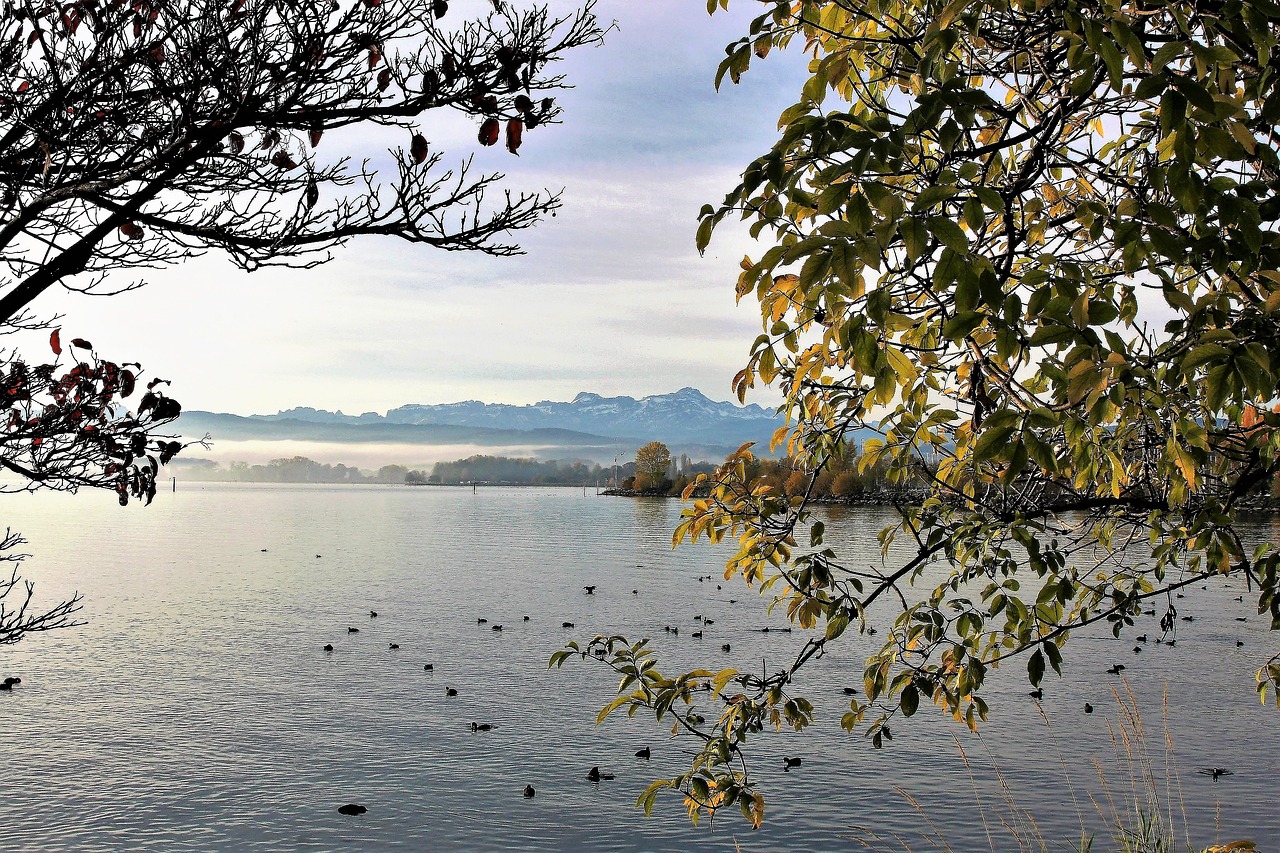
[927,216,968,253]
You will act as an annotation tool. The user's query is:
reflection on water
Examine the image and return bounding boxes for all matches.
[0,484,1275,852]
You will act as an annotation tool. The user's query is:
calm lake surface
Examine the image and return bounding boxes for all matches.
[1,484,1276,851]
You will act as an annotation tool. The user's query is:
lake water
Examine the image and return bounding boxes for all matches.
[1,484,1276,851]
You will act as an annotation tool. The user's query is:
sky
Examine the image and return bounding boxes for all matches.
[34,0,809,417]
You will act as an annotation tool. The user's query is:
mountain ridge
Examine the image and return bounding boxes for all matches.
[242,387,783,446]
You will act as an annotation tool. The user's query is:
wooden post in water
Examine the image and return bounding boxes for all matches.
[172,476,176,493]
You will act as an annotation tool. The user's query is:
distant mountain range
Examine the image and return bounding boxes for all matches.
[175,388,788,461]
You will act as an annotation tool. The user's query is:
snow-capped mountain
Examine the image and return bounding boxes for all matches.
[252,387,782,446]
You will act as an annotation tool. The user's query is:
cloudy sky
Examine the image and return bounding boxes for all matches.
[37,0,808,417]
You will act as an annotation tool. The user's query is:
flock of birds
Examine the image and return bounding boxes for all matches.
[316,572,834,817]
[295,552,1251,815]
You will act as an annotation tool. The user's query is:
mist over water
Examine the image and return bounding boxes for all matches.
[0,484,1275,851]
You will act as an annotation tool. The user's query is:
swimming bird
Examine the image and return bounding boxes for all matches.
[3,677,19,685]
[783,757,802,770]
[347,627,360,634]
[492,625,503,631]
[694,615,703,622]
[1181,615,1194,622]
[1133,646,1142,654]
[477,618,487,624]
[523,785,536,798]
[691,631,703,639]
[337,804,366,816]
[635,747,651,760]
[423,664,434,672]
[470,722,492,731]
[523,616,530,621]
[704,619,715,625]
[1236,640,1245,647]
[632,590,638,595]
[446,687,458,697]
[316,555,322,559]
[584,585,596,595]
[1136,635,1147,643]
[671,627,678,636]
[260,549,268,552]
[729,599,737,604]
[389,643,399,649]
[1236,616,1248,622]
[0,682,10,692]
[1105,664,1125,675]
[1234,595,1244,602]
[323,644,334,652]
[586,766,614,782]
[721,643,731,652]
[370,611,378,618]
[842,687,858,696]
[1197,767,1233,780]
[1084,703,1094,714]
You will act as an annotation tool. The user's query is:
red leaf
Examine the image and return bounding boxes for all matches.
[309,126,323,148]
[377,68,391,91]
[305,179,319,209]
[16,81,29,93]
[363,0,381,6]
[433,0,447,18]
[505,118,523,154]
[270,150,298,170]
[410,133,428,164]
[50,329,61,355]
[71,337,93,350]
[478,118,499,147]
[367,46,380,69]
[514,94,533,114]
[119,221,144,240]
[228,131,244,154]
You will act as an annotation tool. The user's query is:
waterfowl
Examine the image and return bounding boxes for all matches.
[470,722,493,731]
[3,677,19,685]
[583,585,596,595]
[0,682,10,692]
[691,631,703,639]
[1197,767,1233,780]
[370,611,378,618]
[721,643,731,652]
[523,785,536,798]
[477,618,488,624]
[337,804,366,815]
[562,622,575,628]
[632,590,638,595]
[492,625,503,631]
[1236,640,1245,647]
[1133,646,1142,654]
[1136,635,1147,642]
[842,687,858,696]
[424,664,434,671]
[783,757,802,770]
[446,687,458,697]
[729,599,737,604]
[389,643,400,649]
[1084,702,1094,714]
[1181,615,1194,622]
[635,747,651,760]
[347,627,359,634]
[1105,665,1124,675]
[586,766,614,782]
[704,619,715,625]
[323,644,334,652]
[523,616,530,621]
